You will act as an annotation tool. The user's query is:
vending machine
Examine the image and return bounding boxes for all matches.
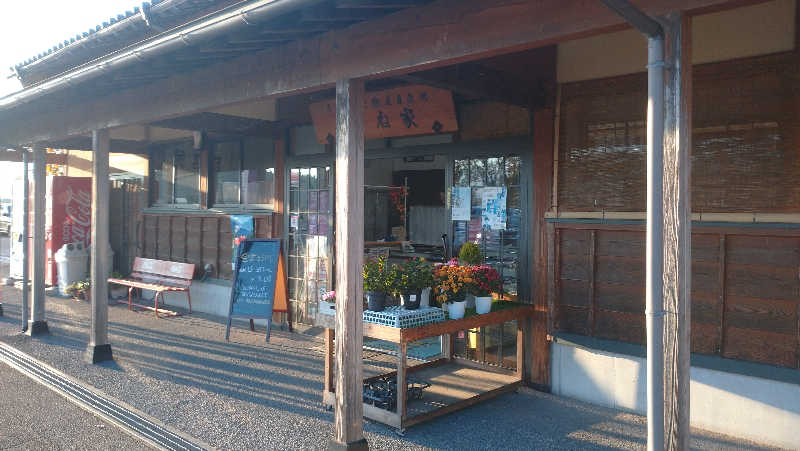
[10,176,92,285]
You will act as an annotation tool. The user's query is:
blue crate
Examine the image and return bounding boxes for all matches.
[363,306,445,329]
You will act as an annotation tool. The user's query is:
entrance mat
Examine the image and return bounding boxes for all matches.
[364,337,442,361]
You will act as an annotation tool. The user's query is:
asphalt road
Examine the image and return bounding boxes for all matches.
[0,360,151,450]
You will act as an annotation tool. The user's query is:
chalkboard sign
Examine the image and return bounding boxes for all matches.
[225,239,286,342]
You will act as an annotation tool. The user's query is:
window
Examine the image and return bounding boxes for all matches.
[151,142,201,206]
[211,137,275,209]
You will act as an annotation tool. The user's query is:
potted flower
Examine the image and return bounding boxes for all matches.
[65,279,90,301]
[433,262,472,319]
[363,256,390,312]
[319,290,336,316]
[392,258,433,310]
[109,271,128,300]
[469,265,502,314]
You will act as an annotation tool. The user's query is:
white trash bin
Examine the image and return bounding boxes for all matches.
[55,243,89,296]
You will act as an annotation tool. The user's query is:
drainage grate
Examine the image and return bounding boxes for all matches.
[0,342,210,451]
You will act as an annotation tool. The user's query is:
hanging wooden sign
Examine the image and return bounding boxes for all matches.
[308,85,458,144]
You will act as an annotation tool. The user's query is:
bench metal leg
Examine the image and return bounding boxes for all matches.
[154,292,161,318]
[128,287,134,311]
[186,290,192,313]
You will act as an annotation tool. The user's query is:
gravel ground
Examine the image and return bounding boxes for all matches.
[0,286,780,450]
[0,359,152,450]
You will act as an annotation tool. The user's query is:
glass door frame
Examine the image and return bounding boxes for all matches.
[284,134,533,322]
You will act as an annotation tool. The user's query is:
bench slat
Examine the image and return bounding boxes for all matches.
[132,257,194,280]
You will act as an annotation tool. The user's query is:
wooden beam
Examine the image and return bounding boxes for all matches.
[301,5,390,21]
[0,150,66,164]
[150,112,268,134]
[335,0,424,7]
[86,129,113,363]
[660,11,692,451]
[332,78,367,450]
[0,0,743,146]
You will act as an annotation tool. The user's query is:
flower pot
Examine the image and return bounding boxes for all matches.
[465,293,476,309]
[475,296,492,314]
[400,291,421,310]
[420,287,432,308]
[365,291,386,312]
[447,299,467,319]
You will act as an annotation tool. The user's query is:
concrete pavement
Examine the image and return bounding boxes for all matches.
[0,279,782,450]
[0,359,151,450]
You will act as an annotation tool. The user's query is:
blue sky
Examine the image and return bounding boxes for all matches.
[0,0,140,96]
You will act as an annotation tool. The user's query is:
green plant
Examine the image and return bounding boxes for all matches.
[65,279,90,299]
[363,256,391,293]
[389,258,434,295]
[109,271,125,289]
[458,242,482,265]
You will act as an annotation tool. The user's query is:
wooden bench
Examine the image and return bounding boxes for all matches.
[108,257,195,318]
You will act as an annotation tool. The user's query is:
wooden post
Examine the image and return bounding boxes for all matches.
[330,78,368,451]
[86,129,113,363]
[27,144,48,336]
[530,108,555,390]
[660,12,691,450]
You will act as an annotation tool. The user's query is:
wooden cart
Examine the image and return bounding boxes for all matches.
[320,305,534,433]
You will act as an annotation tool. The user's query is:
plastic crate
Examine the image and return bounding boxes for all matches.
[363,306,445,328]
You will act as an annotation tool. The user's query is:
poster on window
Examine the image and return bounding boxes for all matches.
[480,187,507,230]
[230,215,255,270]
[451,187,471,221]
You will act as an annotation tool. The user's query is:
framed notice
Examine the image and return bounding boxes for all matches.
[480,187,507,230]
[451,187,471,221]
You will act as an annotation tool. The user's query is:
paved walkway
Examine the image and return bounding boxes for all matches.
[0,286,779,450]
[0,360,151,450]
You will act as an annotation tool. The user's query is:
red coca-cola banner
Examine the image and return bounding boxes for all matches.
[47,177,92,285]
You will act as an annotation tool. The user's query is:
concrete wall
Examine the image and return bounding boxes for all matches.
[551,342,800,449]
[144,278,271,326]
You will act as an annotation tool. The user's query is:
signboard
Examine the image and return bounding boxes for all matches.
[225,239,289,342]
[230,215,254,269]
[308,85,458,143]
[480,187,507,230]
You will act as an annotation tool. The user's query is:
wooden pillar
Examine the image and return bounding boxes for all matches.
[27,144,48,336]
[530,108,554,390]
[86,129,113,363]
[330,78,368,451]
[660,12,691,450]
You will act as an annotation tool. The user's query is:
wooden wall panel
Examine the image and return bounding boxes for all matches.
[142,213,275,280]
[553,223,800,368]
[202,218,220,279]
[218,219,233,280]
[595,282,643,314]
[595,311,645,344]
[156,216,171,260]
[186,217,203,267]
[171,216,187,262]
[143,215,157,258]
[723,327,797,368]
